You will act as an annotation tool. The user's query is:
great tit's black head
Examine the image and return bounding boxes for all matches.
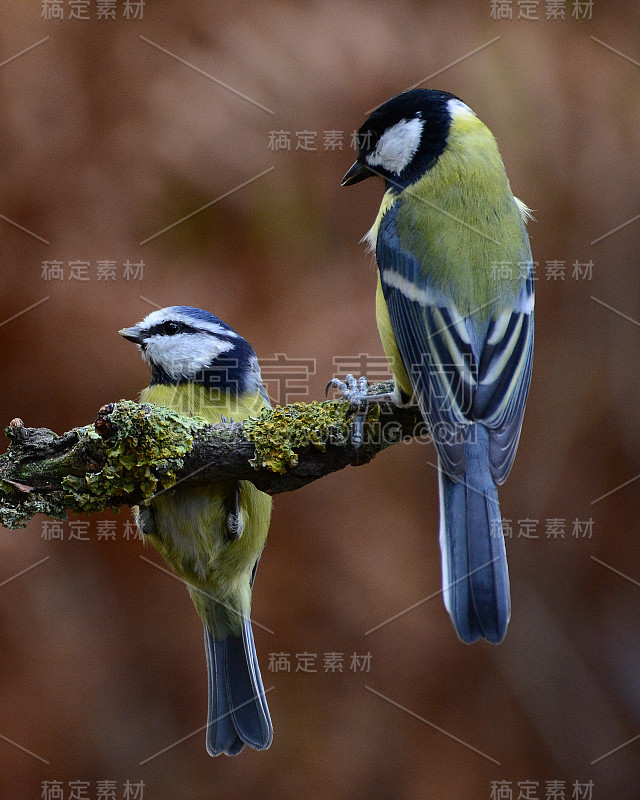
[119,306,263,393]
[342,89,470,190]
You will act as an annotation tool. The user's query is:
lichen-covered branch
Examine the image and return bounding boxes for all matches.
[0,383,426,529]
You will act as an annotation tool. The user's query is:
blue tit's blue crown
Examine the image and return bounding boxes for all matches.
[354,89,460,190]
[121,306,263,396]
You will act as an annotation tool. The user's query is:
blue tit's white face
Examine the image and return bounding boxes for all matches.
[119,306,247,385]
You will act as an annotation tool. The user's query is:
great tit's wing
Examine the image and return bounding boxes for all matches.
[377,206,475,478]
[473,270,534,484]
[377,204,534,483]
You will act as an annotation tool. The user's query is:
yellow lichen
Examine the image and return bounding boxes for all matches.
[244,400,356,474]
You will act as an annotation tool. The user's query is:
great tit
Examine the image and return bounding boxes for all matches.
[119,306,273,755]
[340,89,534,644]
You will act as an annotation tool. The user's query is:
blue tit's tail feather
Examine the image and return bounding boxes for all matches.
[204,619,273,756]
[438,424,510,644]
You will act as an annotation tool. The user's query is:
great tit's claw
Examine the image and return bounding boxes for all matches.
[328,373,374,449]
[326,378,344,398]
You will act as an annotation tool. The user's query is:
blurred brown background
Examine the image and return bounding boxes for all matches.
[1,1,640,797]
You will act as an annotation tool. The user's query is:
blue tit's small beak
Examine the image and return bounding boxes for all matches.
[341,159,374,186]
[119,326,144,344]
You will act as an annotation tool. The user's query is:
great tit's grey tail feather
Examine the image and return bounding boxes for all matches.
[204,620,273,757]
[439,424,510,645]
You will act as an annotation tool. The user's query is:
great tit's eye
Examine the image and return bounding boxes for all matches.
[162,321,181,336]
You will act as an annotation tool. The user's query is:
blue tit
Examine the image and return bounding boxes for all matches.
[119,306,273,755]
[341,89,534,644]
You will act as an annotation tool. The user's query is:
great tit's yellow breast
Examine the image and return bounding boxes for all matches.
[395,111,529,316]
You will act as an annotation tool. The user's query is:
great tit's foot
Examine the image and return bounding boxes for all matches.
[326,374,370,407]
[326,374,370,446]
[327,374,398,448]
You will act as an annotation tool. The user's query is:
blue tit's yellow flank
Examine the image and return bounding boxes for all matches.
[343,90,534,644]
[119,306,273,755]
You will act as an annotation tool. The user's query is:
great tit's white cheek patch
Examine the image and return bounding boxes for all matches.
[365,117,424,175]
[144,332,235,379]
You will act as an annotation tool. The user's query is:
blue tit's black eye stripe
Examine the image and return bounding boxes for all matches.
[163,321,180,335]
[145,321,192,337]
[144,320,241,341]
[146,321,233,339]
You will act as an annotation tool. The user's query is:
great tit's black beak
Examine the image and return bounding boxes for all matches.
[118,326,144,344]
[341,160,374,187]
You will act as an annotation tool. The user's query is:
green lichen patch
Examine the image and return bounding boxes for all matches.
[244,400,355,474]
[62,400,207,512]
[0,490,68,530]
